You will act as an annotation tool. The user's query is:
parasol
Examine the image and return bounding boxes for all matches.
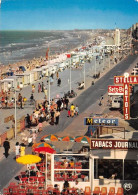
[16,155,41,165]
[32,142,54,152]
[34,147,56,154]
[59,136,74,142]
[75,136,90,144]
[41,134,59,142]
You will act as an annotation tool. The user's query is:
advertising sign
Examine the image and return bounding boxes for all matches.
[84,118,118,126]
[124,83,130,120]
[114,76,138,84]
[108,85,124,95]
[90,139,138,149]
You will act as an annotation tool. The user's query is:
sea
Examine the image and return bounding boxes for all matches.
[0,30,90,65]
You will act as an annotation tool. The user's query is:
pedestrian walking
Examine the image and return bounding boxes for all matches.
[20,143,26,157]
[56,71,59,79]
[50,109,55,125]
[55,110,60,125]
[57,78,61,86]
[18,93,23,109]
[15,142,20,158]
[67,109,71,117]
[44,87,48,100]
[26,114,31,128]
[65,97,69,110]
[70,103,75,117]
[38,83,41,93]
[32,131,37,144]
[41,82,44,92]
[3,138,10,158]
[32,84,35,93]
[57,99,62,111]
[75,105,79,115]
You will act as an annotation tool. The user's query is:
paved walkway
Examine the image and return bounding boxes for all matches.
[0,53,137,192]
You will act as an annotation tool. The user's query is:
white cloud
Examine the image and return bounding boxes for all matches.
[135,0,138,2]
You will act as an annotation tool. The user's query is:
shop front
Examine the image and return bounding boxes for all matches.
[90,139,138,194]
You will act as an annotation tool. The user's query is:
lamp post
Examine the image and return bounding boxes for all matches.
[8,80,23,139]
[94,56,96,77]
[48,71,51,103]
[70,58,72,93]
[83,62,85,87]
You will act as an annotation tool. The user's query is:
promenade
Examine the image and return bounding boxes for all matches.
[0,53,137,192]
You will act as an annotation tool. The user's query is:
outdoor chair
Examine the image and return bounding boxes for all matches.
[100,187,107,195]
[84,186,91,195]
[93,186,100,195]
[3,188,10,195]
[38,176,45,185]
[116,187,124,195]
[108,187,115,195]
[20,177,28,184]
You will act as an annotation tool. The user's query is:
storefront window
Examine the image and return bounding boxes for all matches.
[124,160,138,180]
[94,159,123,180]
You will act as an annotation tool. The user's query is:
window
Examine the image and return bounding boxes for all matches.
[94,159,123,180]
[124,160,138,180]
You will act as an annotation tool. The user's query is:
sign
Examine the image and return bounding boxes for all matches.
[108,85,124,95]
[123,183,132,191]
[124,83,130,120]
[114,74,138,120]
[4,115,14,123]
[90,139,138,149]
[114,76,138,84]
[84,118,118,126]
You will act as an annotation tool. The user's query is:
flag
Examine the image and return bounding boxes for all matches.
[46,48,49,60]
[66,53,71,58]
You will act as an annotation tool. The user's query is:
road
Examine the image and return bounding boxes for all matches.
[0,54,137,191]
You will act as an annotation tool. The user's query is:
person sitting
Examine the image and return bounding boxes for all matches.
[78,82,84,89]
[69,159,74,168]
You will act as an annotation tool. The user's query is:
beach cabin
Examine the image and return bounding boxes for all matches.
[15,73,30,86]
[32,67,43,80]
[2,77,18,92]
[27,71,35,84]
[58,62,66,71]
[41,66,49,77]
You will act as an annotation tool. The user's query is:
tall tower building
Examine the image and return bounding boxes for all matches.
[114,28,120,46]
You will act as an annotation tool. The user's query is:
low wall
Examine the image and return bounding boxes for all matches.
[0,116,26,146]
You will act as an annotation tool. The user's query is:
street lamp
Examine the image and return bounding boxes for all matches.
[70,58,72,93]
[8,80,23,139]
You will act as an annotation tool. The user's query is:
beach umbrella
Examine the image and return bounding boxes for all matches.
[34,147,56,154]
[75,136,90,144]
[59,136,74,142]
[41,134,59,142]
[32,142,54,152]
[16,155,41,165]
[59,136,74,151]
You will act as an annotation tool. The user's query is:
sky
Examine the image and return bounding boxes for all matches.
[0,0,138,30]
